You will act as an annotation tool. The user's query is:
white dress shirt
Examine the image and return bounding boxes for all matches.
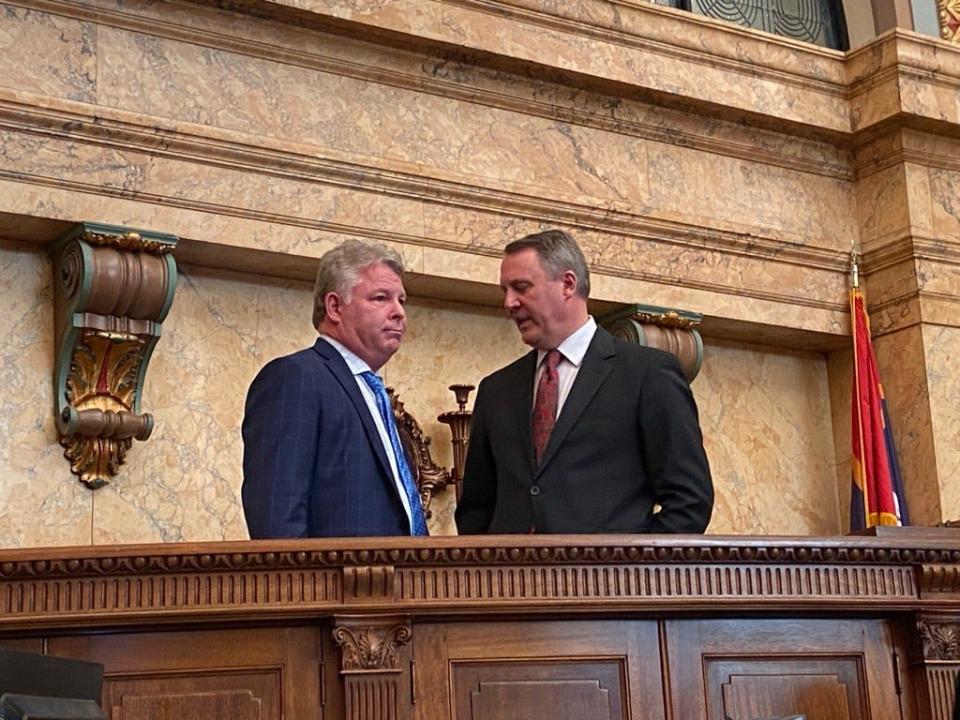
[319,335,415,531]
[533,316,598,418]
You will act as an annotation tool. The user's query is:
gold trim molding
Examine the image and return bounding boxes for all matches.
[51,222,178,489]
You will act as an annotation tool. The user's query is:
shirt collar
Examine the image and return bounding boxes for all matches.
[319,334,375,376]
[536,316,597,368]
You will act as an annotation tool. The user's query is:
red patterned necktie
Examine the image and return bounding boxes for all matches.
[532,349,562,464]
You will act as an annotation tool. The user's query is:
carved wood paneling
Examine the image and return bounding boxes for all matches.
[666,618,901,720]
[718,665,854,720]
[921,621,960,661]
[111,690,262,720]
[394,562,917,604]
[456,662,624,720]
[0,536,955,628]
[920,564,960,598]
[333,616,412,720]
[926,666,960,720]
[414,619,663,720]
[333,623,411,672]
[50,626,321,720]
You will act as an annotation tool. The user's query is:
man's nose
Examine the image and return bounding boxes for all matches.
[503,290,519,310]
[391,299,406,319]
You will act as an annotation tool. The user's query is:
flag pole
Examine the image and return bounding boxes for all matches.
[849,248,870,529]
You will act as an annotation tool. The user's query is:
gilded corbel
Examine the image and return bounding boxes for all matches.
[599,304,704,382]
[51,222,178,488]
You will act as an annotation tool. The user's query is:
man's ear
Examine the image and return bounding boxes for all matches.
[561,270,578,298]
[324,292,344,323]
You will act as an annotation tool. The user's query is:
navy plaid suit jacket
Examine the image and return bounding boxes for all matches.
[241,338,410,537]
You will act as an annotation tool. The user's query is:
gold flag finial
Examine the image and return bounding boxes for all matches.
[850,249,860,289]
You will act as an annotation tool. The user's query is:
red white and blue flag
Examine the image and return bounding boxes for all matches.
[850,284,909,530]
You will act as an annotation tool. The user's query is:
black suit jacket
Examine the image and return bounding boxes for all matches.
[455,327,713,534]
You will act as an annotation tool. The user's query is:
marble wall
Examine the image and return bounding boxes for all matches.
[0,240,841,546]
[0,0,956,544]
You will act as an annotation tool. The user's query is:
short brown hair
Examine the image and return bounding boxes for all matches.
[504,229,590,299]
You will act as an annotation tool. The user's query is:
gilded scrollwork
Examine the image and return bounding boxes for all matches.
[939,0,960,43]
[84,231,175,255]
[387,387,454,517]
[52,222,178,489]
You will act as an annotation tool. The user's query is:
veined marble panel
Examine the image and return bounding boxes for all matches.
[95,25,649,208]
[694,339,840,535]
[924,324,960,521]
[254,0,853,131]
[856,164,911,249]
[646,142,858,248]
[0,4,96,102]
[0,127,428,247]
[0,239,92,548]
[930,167,960,239]
[827,346,853,530]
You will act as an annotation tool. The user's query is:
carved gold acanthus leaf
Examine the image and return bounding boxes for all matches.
[60,332,152,488]
[332,623,412,671]
[67,333,144,411]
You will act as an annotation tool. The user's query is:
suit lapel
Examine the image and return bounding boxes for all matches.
[534,328,615,478]
[514,350,539,474]
[313,338,394,480]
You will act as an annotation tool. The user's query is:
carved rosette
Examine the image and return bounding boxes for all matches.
[51,222,178,489]
[599,303,704,382]
[940,0,960,43]
[921,621,960,661]
[333,621,412,672]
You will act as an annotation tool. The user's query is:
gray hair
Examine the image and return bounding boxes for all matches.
[312,240,405,328]
[504,229,590,299]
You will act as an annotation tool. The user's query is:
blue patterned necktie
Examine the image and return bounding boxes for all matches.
[360,371,429,536]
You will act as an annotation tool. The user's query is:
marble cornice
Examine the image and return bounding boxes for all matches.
[853,129,960,180]
[0,534,958,629]
[846,29,960,87]
[8,0,852,180]
[0,92,851,293]
[13,1,960,143]
[254,0,849,88]
[243,2,960,134]
[862,234,960,274]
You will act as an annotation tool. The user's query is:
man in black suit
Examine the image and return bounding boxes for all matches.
[455,229,713,534]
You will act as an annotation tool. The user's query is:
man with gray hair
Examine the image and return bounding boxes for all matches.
[242,240,428,537]
[456,229,713,534]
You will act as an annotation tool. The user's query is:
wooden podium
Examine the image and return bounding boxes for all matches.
[0,530,958,720]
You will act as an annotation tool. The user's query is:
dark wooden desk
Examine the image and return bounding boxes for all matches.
[1,531,958,720]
